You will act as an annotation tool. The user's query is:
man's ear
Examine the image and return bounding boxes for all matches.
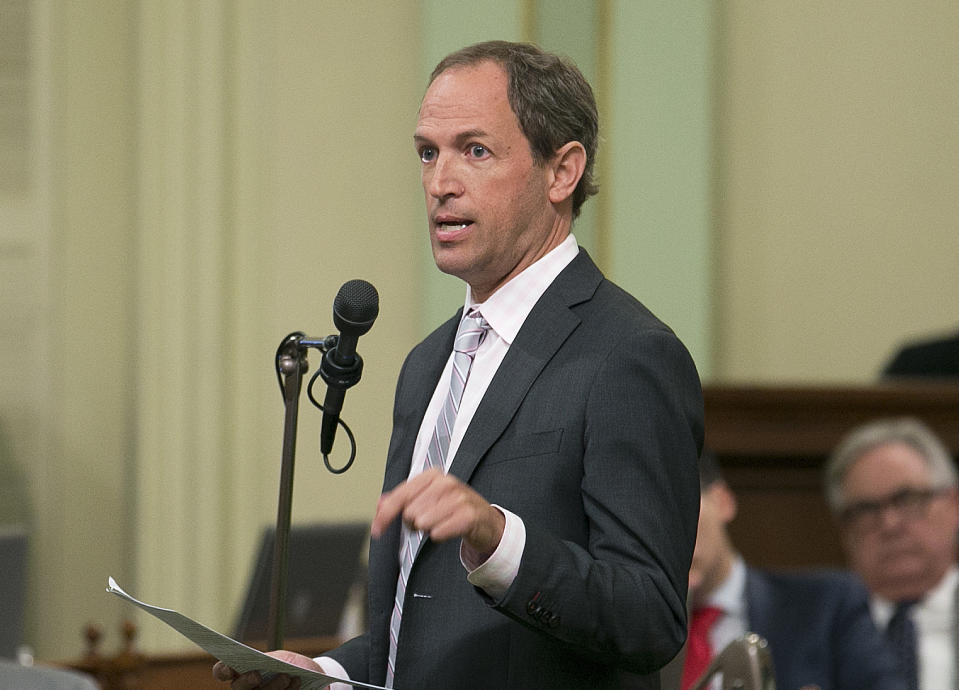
[547,141,586,206]
[714,481,739,524]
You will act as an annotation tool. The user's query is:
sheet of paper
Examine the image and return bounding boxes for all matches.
[106,576,385,690]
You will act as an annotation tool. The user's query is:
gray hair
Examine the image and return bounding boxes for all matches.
[824,417,957,512]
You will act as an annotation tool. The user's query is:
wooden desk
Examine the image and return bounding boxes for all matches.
[703,382,959,569]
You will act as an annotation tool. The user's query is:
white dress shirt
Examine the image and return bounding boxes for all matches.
[707,555,749,654]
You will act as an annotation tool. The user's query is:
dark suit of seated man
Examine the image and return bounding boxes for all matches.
[665,451,904,690]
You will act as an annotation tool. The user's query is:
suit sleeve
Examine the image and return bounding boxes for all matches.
[491,324,703,674]
[321,632,370,684]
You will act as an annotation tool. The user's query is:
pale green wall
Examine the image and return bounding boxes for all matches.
[604,2,714,376]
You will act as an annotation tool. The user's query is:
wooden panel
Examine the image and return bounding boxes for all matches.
[704,383,959,456]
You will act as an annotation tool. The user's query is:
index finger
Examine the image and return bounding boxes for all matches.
[371,481,414,538]
[371,469,443,537]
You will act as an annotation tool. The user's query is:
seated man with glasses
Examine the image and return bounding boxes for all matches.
[825,417,959,690]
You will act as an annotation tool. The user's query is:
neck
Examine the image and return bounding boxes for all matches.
[693,551,736,606]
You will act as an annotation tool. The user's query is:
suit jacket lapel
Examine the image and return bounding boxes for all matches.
[447,250,601,484]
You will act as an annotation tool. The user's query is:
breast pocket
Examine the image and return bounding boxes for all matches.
[484,428,564,465]
[480,428,583,526]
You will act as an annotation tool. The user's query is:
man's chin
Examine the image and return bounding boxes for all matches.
[873,564,933,599]
[431,249,472,282]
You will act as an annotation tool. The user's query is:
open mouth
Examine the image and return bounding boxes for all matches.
[434,218,473,240]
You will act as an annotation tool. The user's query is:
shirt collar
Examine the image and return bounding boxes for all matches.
[707,554,747,617]
[463,234,579,345]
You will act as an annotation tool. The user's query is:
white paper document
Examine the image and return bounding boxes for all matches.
[106,576,385,690]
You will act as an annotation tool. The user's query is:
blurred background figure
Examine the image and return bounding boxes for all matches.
[882,328,959,378]
[826,417,959,690]
[670,450,902,690]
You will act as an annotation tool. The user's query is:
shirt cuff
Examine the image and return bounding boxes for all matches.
[462,505,526,600]
[314,656,352,690]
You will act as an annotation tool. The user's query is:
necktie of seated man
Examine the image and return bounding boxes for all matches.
[681,605,723,690]
[385,312,490,688]
[886,600,918,690]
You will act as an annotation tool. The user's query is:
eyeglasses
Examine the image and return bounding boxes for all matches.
[839,486,949,532]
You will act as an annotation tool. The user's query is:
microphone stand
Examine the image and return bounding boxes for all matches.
[268,332,310,652]
[265,279,377,652]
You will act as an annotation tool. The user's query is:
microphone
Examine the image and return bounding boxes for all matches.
[319,279,379,456]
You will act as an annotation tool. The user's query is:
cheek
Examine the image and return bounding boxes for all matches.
[922,524,959,553]
[919,503,959,547]
[937,501,959,531]
[844,532,878,566]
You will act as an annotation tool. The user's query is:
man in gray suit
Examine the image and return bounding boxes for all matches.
[825,417,959,690]
[217,40,703,689]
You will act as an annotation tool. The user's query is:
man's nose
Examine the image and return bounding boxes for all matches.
[877,503,908,531]
[426,155,464,199]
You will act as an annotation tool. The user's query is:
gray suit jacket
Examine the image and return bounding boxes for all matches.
[327,250,704,689]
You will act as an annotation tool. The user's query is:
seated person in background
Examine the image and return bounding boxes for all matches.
[882,328,959,378]
[825,417,959,690]
[671,451,903,690]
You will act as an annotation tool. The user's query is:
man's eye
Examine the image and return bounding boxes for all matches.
[419,147,437,163]
[469,145,488,158]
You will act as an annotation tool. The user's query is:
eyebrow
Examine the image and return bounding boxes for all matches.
[413,128,491,148]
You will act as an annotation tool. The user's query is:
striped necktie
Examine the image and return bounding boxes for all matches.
[385,312,490,687]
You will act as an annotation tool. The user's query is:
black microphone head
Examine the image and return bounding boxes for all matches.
[332,279,379,337]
